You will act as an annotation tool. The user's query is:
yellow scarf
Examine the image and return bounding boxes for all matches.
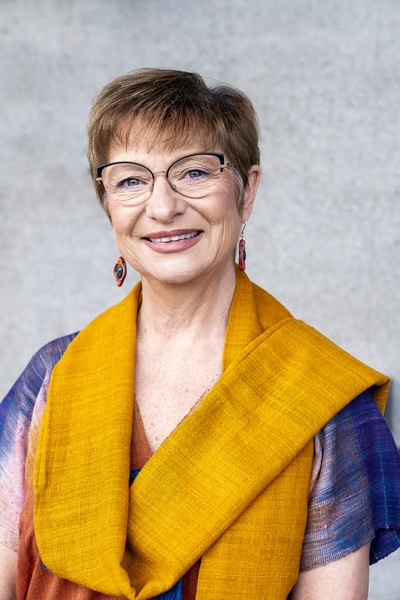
[34,271,389,599]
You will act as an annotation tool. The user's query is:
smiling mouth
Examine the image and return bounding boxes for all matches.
[146,231,201,243]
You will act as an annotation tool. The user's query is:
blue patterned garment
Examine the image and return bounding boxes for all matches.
[301,390,400,570]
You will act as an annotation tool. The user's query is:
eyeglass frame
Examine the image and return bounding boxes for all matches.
[96,152,235,200]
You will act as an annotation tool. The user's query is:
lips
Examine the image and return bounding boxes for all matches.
[144,230,201,243]
[142,229,203,254]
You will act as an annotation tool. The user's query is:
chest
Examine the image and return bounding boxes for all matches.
[134,345,222,452]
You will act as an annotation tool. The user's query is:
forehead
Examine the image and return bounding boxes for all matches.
[107,115,220,161]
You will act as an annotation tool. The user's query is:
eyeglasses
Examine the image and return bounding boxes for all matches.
[96,152,235,205]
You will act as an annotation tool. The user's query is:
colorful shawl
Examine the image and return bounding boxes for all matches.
[33,270,389,599]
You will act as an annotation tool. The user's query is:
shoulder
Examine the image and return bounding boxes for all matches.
[1,333,78,430]
[27,332,79,377]
[302,391,400,570]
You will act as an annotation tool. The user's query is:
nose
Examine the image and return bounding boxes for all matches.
[145,172,186,222]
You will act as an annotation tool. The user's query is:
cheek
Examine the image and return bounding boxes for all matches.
[210,204,242,249]
[217,192,242,228]
[109,206,138,237]
[210,184,241,220]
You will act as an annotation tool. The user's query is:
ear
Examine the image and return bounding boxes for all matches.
[241,165,261,221]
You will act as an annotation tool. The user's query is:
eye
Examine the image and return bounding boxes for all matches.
[179,167,211,182]
[117,176,144,189]
[106,165,152,192]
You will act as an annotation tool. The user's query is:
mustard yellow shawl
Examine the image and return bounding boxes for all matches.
[34,271,389,599]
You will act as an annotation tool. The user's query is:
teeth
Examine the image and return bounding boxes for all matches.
[149,231,198,243]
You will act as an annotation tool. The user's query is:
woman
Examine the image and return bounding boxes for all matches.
[1,68,400,600]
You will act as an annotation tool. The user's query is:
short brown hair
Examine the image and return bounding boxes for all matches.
[87,68,260,210]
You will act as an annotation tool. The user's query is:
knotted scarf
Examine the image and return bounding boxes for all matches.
[34,270,389,599]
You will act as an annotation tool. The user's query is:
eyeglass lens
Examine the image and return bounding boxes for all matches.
[100,154,225,203]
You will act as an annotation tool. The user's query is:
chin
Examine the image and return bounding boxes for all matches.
[137,257,204,284]
[145,267,205,286]
[143,259,235,289]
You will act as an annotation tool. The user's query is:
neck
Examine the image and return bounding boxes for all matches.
[137,264,237,341]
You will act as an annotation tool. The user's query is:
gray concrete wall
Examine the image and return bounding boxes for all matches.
[0,0,399,595]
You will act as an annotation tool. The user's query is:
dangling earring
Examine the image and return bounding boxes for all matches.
[238,222,247,271]
[114,256,127,287]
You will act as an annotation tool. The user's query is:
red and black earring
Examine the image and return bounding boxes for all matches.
[238,222,247,271]
[114,256,127,287]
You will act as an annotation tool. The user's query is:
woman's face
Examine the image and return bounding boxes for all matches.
[105,142,260,287]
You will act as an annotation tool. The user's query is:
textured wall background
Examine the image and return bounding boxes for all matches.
[0,0,399,594]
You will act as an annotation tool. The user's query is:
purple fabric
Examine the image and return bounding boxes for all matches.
[0,334,77,551]
[301,390,400,570]
[352,392,400,563]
